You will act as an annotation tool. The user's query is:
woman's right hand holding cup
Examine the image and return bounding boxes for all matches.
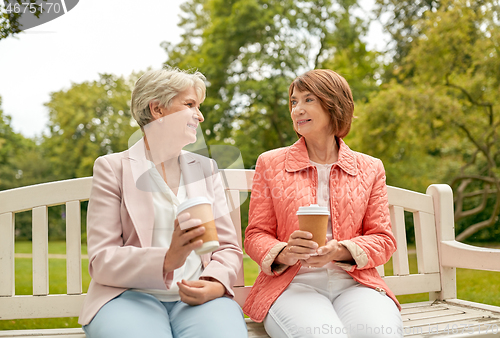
[163,212,205,275]
[275,230,318,266]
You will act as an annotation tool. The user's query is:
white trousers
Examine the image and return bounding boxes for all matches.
[264,267,403,338]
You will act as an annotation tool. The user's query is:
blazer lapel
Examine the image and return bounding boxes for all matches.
[180,151,208,199]
[121,144,209,247]
[179,151,212,265]
[122,138,155,247]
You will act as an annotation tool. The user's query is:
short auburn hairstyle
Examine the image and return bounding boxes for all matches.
[288,69,354,139]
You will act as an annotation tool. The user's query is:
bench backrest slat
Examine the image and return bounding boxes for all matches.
[384,273,441,295]
[32,206,49,296]
[387,186,434,213]
[1,294,87,320]
[0,212,15,296]
[0,177,93,214]
[414,211,440,274]
[66,201,83,295]
[390,205,410,276]
[226,189,245,287]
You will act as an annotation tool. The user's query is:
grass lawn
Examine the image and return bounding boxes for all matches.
[14,241,88,256]
[1,241,498,331]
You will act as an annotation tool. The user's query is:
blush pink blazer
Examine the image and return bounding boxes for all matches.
[78,138,243,325]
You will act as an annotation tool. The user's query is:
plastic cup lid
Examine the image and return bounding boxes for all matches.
[296,204,329,216]
[176,196,212,216]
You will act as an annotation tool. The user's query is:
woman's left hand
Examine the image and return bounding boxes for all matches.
[177,279,225,305]
[300,239,353,268]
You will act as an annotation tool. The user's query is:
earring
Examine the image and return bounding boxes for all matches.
[159,118,163,123]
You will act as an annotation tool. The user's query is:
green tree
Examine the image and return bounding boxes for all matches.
[0,96,25,190]
[408,0,500,241]
[163,0,381,168]
[354,0,500,241]
[0,96,50,190]
[348,83,462,193]
[0,96,56,240]
[373,0,442,66]
[43,74,139,179]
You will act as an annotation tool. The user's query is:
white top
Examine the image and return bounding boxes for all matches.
[311,160,334,243]
[298,160,348,275]
[132,161,203,302]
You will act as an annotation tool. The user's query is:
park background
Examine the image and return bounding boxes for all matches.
[1,0,499,330]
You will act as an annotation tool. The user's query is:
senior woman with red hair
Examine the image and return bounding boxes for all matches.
[244,69,403,338]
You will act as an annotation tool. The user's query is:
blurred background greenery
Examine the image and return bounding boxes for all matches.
[1,0,499,244]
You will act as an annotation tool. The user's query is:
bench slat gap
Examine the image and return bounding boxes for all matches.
[0,212,15,296]
[66,201,82,295]
[390,205,410,276]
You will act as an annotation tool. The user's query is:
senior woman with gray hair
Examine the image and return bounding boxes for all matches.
[78,68,247,338]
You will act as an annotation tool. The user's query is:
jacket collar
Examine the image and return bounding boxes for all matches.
[122,138,207,247]
[285,137,358,176]
[126,138,201,186]
[122,138,154,247]
[179,151,208,200]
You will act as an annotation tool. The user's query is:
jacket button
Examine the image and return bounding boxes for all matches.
[375,287,386,295]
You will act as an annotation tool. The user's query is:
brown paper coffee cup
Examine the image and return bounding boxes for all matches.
[296,204,329,249]
[177,197,219,255]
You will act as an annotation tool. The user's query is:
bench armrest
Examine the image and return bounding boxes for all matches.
[440,240,500,272]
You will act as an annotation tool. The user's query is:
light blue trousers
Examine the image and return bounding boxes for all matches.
[83,290,248,338]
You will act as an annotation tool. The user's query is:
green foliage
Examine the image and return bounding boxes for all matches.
[404,0,500,241]
[0,100,19,189]
[2,0,500,244]
[347,82,462,192]
[374,0,442,64]
[163,0,381,167]
[0,96,54,194]
[318,1,381,101]
[6,140,51,242]
[43,74,139,179]
[351,0,500,241]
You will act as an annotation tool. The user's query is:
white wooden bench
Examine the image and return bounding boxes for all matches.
[1,169,499,338]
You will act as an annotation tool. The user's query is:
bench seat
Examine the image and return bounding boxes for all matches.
[1,300,499,338]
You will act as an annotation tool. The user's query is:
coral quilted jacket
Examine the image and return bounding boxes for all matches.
[243,137,400,322]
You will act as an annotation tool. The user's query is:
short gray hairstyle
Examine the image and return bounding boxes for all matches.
[131,67,207,127]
